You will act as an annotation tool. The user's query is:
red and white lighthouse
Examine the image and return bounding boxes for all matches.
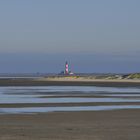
[65,61,69,74]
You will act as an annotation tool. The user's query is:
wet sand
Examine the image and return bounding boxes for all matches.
[1,91,140,108]
[0,78,140,87]
[0,110,140,140]
[1,102,140,108]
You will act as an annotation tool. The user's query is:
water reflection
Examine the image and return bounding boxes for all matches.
[1,105,140,114]
[1,86,140,94]
[0,96,140,104]
[0,86,140,114]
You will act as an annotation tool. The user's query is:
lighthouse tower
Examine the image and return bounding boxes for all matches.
[65,61,69,75]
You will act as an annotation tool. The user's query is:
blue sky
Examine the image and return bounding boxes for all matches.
[0,0,140,73]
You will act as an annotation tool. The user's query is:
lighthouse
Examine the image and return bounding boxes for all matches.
[65,61,69,74]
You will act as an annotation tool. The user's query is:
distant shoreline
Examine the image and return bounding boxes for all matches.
[0,77,140,87]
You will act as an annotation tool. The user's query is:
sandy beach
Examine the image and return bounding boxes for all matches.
[0,79,140,139]
[0,110,140,140]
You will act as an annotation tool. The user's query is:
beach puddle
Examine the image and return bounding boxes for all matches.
[0,86,140,104]
[0,86,140,114]
[1,105,140,114]
[102,94,140,97]
[1,86,140,94]
[1,97,140,104]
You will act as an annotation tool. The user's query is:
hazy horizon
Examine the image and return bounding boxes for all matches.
[0,0,140,73]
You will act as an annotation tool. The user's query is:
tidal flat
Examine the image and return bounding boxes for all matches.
[0,84,140,139]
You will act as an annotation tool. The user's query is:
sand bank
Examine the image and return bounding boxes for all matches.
[0,78,140,87]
